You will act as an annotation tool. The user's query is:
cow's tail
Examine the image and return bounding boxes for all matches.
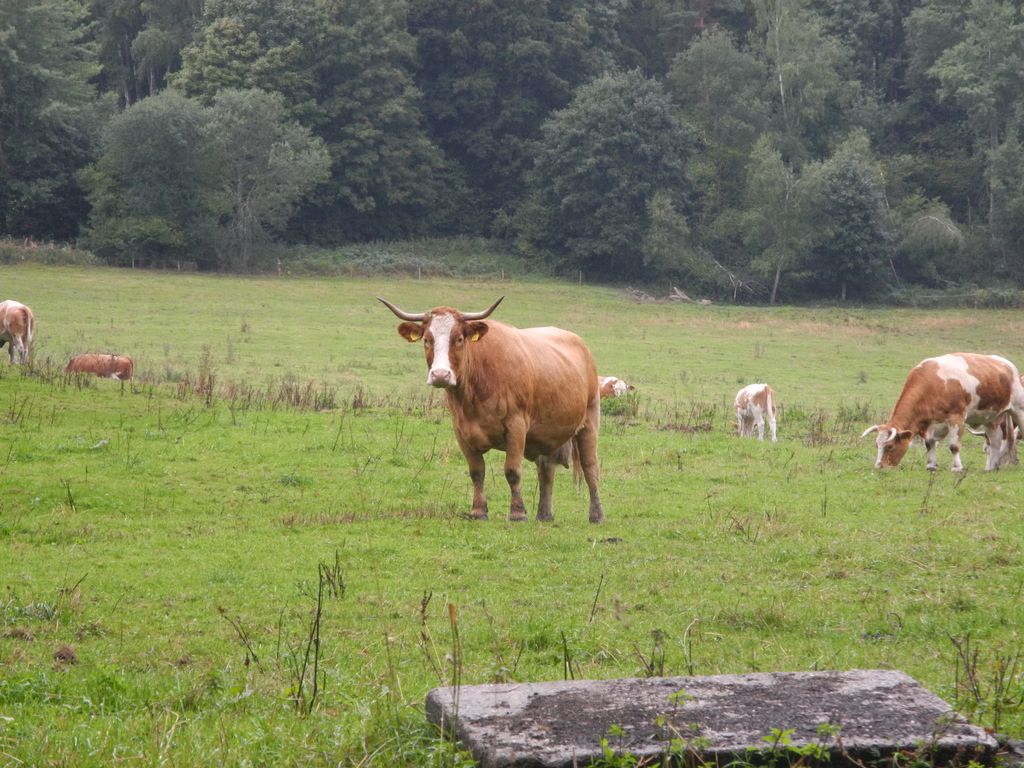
[571,436,584,490]
[766,386,776,419]
[23,307,33,348]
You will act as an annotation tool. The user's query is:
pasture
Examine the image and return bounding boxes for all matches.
[2,263,1024,766]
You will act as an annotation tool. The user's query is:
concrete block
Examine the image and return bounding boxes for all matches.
[425,669,996,767]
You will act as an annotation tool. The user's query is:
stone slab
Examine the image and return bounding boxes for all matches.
[425,669,997,768]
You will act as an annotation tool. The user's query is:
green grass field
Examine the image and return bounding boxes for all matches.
[3,264,1024,766]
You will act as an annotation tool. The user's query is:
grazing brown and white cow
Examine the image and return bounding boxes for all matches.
[734,383,777,442]
[967,410,1019,469]
[0,299,34,364]
[598,375,635,398]
[66,353,134,381]
[380,296,604,523]
[861,352,1024,471]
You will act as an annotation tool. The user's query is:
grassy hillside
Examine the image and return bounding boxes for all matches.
[2,264,1024,765]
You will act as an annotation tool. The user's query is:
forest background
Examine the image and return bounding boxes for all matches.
[3,0,1023,305]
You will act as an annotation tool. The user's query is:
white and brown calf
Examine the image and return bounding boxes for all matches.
[862,353,1024,471]
[734,383,777,443]
[598,376,635,398]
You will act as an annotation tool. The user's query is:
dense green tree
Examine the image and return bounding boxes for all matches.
[514,70,695,278]
[750,0,858,162]
[986,129,1024,280]
[0,0,101,239]
[890,193,965,286]
[294,0,455,242]
[615,0,748,76]
[80,90,216,267]
[740,136,818,303]
[175,0,316,120]
[82,88,328,269]
[90,0,200,106]
[807,0,914,99]
[667,28,769,218]
[205,89,330,269]
[930,0,1024,239]
[804,133,892,299]
[408,0,615,230]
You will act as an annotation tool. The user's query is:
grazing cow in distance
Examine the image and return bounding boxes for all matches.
[66,353,134,381]
[734,383,777,442]
[380,296,604,523]
[0,299,34,364]
[598,375,635,398]
[967,410,1019,469]
[861,352,1024,471]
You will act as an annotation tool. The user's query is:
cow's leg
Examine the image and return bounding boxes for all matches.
[577,398,604,523]
[768,413,777,443]
[535,455,556,522]
[735,410,744,437]
[504,418,528,522]
[948,420,965,472]
[755,412,765,441]
[984,422,1004,471]
[924,435,939,471]
[456,435,488,519]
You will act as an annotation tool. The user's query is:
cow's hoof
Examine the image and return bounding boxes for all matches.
[926,465,937,472]
[536,513,553,522]
[469,510,488,520]
[589,513,604,524]
[508,513,527,522]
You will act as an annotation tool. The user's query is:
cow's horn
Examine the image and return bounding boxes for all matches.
[860,425,879,438]
[966,426,986,436]
[460,296,505,321]
[377,297,425,321]
[886,427,899,442]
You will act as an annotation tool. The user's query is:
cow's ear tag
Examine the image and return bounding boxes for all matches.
[470,332,481,342]
[410,330,422,341]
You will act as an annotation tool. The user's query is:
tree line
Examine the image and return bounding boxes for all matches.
[2,0,1023,302]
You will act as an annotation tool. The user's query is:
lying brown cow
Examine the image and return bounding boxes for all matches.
[380,296,604,523]
[0,299,35,364]
[66,353,134,380]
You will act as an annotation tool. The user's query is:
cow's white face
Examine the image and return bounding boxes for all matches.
[425,313,457,388]
[862,424,913,468]
[396,311,489,390]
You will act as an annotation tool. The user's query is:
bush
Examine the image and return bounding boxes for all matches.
[0,239,98,266]
[886,284,1024,308]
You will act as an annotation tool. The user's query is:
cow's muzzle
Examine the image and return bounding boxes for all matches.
[428,367,456,388]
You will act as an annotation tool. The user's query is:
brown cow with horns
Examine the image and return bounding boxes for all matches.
[379,296,604,523]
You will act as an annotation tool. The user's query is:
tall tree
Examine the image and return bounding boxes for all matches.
[750,0,858,162]
[930,0,1024,240]
[90,0,200,107]
[205,89,330,269]
[408,0,614,230]
[515,70,695,278]
[615,0,748,77]
[295,0,454,242]
[82,88,330,269]
[667,28,769,219]
[740,136,817,303]
[804,132,892,299]
[80,90,217,267]
[0,0,101,239]
[175,0,317,120]
[986,129,1024,280]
